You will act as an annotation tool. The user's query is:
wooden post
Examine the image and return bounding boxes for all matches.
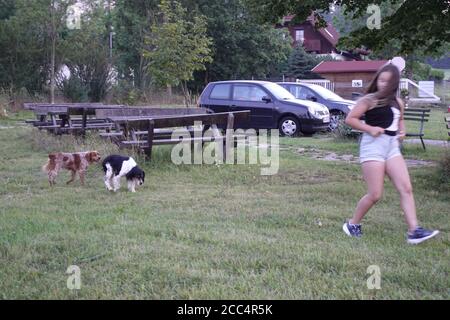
[211,124,224,164]
[146,119,155,160]
[225,113,234,163]
[51,113,57,134]
[82,109,88,138]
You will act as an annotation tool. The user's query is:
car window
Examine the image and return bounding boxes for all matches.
[290,86,315,100]
[232,85,267,102]
[308,84,345,101]
[262,83,294,100]
[289,86,306,99]
[209,84,231,99]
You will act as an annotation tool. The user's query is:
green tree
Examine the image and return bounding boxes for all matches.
[0,0,74,97]
[285,45,321,79]
[58,1,113,102]
[112,0,159,91]
[0,0,16,20]
[244,0,450,55]
[187,0,292,88]
[143,0,213,105]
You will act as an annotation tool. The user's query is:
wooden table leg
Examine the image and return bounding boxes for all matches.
[145,120,155,160]
[82,109,87,138]
[51,114,58,134]
[225,113,235,163]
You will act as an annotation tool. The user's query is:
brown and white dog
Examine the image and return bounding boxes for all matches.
[42,151,101,186]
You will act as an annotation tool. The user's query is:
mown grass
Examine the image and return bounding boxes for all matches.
[0,118,449,300]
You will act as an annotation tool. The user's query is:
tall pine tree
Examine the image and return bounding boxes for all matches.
[285,45,320,80]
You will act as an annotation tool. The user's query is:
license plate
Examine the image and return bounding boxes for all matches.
[323,116,330,123]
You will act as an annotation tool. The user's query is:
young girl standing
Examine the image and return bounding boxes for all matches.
[343,64,439,244]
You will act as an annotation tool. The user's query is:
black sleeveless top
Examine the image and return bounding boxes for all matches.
[365,105,395,129]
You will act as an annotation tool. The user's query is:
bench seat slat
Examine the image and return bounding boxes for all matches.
[120,136,226,147]
[403,117,429,122]
[405,133,424,137]
[99,132,123,137]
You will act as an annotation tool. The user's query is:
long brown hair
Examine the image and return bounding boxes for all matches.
[365,63,400,109]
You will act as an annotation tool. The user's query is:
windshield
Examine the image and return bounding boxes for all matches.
[308,84,345,101]
[262,83,295,100]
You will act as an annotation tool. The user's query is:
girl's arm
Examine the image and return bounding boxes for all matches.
[396,97,406,140]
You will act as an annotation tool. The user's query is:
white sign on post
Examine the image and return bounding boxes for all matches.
[352,80,363,88]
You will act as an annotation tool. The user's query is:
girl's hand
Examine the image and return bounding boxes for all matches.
[369,126,385,137]
[398,130,406,141]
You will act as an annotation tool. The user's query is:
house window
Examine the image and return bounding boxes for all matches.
[295,29,304,43]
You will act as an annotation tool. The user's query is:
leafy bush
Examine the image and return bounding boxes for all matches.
[110,80,141,106]
[429,69,445,81]
[61,77,89,102]
[332,121,359,141]
[400,88,409,99]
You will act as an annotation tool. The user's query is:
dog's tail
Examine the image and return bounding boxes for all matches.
[42,153,57,173]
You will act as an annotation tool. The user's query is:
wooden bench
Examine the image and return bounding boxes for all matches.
[95,107,212,119]
[23,102,104,110]
[349,108,431,149]
[445,116,450,137]
[96,107,211,142]
[445,106,450,137]
[403,108,430,150]
[109,111,250,160]
[27,104,124,135]
[34,108,113,134]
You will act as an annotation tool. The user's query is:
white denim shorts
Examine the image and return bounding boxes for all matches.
[359,133,402,163]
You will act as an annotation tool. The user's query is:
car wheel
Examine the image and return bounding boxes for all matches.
[279,116,300,137]
[329,111,345,131]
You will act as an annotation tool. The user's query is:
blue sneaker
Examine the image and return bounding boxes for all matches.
[343,221,362,237]
[407,227,439,244]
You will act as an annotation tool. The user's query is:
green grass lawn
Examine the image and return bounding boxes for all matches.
[0,118,449,299]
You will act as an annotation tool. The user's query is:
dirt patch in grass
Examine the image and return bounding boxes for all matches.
[295,147,436,167]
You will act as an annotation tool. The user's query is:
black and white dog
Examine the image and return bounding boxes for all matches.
[102,155,145,192]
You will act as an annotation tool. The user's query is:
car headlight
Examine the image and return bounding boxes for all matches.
[307,105,329,119]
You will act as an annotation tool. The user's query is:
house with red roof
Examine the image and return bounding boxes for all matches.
[277,14,372,61]
[311,60,389,99]
[277,14,340,55]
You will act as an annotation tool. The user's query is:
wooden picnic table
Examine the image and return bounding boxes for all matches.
[66,105,124,135]
[96,107,212,143]
[28,103,124,135]
[106,111,250,160]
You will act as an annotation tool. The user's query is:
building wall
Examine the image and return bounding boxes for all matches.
[317,72,377,99]
[287,23,335,54]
